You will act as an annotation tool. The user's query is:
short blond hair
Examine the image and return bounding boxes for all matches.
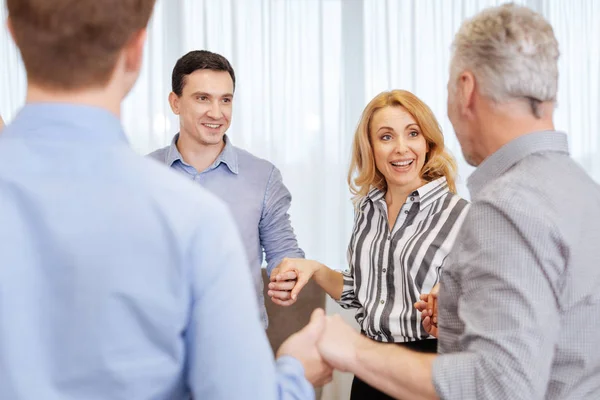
[348,90,458,203]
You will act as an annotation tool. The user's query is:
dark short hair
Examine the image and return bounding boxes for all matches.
[171,50,236,96]
[7,0,155,90]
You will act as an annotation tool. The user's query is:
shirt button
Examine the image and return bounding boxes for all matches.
[387,235,391,240]
[404,210,409,214]
[382,268,387,273]
[410,197,415,201]
[380,300,385,304]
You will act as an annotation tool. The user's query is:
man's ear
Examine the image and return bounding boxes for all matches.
[124,29,147,74]
[6,17,15,43]
[458,70,476,117]
[168,92,180,115]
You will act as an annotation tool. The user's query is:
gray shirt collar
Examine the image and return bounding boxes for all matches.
[165,133,239,174]
[467,130,569,197]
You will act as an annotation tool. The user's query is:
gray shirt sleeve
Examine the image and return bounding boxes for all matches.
[259,166,305,275]
[432,191,565,399]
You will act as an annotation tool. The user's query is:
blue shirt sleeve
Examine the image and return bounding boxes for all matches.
[260,166,305,275]
[184,200,313,399]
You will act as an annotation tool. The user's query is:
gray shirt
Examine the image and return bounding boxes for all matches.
[148,134,304,327]
[432,131,600,399]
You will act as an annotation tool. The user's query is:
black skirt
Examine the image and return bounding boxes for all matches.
[350,339,437,400]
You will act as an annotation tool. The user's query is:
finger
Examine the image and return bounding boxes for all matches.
[271,297,297,306]
[422,316,432,333]
[419,293,429,301]
[414,300,427,312]
[269,280,296,291]
[268,290,292,300]
[316,370,334,387]
[427,294,435,315]
[310,307,326,322]
[303,308,326,337]
[275,270,298,281]
[432,298,438,322]
[291,276,310,300]
[269,268,280,281]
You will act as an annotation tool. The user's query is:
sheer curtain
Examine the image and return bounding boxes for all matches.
[1,1,599,399]
[364,0,600,197]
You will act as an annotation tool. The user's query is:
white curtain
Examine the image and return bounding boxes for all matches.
[1,1,599,399]
[364,0,600,196]
[124,0,354,277]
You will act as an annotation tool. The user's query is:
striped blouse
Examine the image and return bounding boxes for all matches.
[338,177,469,343]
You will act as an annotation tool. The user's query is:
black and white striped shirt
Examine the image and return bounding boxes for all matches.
[338,177,469,343]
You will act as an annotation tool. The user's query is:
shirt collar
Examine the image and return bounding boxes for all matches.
[165,133,239,174]
[366,176,449,211]
[6,103,127,144]
[467,130,569,197]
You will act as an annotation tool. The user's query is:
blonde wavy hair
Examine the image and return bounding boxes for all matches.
[348,90,457,203]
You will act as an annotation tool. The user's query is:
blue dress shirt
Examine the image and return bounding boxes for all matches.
[0,104,313,400]
[148,134,305,327]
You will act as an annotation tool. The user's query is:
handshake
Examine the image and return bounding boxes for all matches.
[269,258,439,387]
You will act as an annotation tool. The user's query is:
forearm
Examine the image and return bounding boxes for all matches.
[313,264,344,301]
[351,336,438,400]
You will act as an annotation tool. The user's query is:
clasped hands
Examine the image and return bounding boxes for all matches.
[268,258,439,338]
[271,258,439,388]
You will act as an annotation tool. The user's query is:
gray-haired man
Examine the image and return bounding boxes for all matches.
[315,4,600,399]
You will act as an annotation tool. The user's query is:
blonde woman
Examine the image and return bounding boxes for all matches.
[269,90,470,399]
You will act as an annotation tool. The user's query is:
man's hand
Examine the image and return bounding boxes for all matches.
[316,314,364,373]
[414,284,439,337]
[268,258,321,306]
[277,308,333,387]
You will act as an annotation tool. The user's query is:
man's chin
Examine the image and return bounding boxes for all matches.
[199,132,226,145]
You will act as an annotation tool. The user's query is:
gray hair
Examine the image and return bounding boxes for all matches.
[450,3,559,117]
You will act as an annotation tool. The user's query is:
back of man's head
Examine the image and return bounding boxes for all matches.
[450,3,559,114]
[7,0,156,91]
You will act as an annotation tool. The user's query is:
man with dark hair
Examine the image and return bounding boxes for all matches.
[0,1,330,399]
[149,50,305,328]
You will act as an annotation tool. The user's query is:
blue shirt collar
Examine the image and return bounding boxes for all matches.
[6,103,127,144]
[467,130,569,197]
[166,133,239,174]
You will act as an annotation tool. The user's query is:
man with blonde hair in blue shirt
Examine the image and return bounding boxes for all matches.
[0,0,331,398]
